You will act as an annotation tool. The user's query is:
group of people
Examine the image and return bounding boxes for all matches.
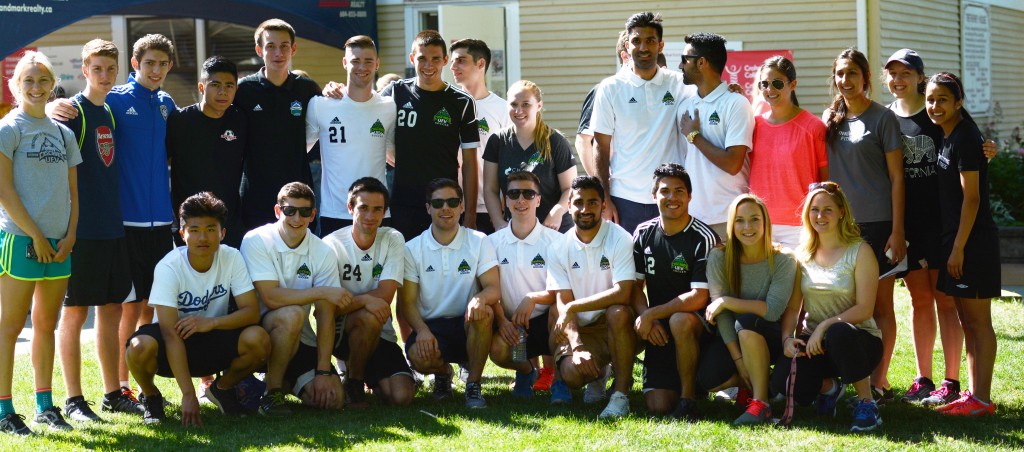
[0,10,1000,438]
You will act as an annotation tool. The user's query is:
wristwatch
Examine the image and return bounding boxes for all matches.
[314,368,335,376]
[686,130,701,144]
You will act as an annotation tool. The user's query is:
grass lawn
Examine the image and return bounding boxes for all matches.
[4,287,1023,451]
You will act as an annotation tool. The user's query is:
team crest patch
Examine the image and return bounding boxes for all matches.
[290,100,303,117]
[160,105,169,120]
[477,117,489,134]
[708,111,720,125]
[28,135,66,163]
[95,125,114,167]
[457,259,472,274]
[531,254,545,268]
[370,119,386,137]
[220,130,237,142]
[599,256,610,270]
[372,263,383,280]
[662,91,675,105]
[296,263,312,279]
[433,107,452,126]
[671,254,688,273]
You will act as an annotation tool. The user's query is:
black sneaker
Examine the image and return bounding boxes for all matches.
[670,398,699,421]
[432,366,454,401]
[64,396,102,422]
[33,406,73,431]
[0,413,32,436]
[871,386,895,405]
[901,377,936,403]
[465,382,487,409]
[141,393,165,425]
[257,389,292,416]
[345,379,369,409]
[102,390,145,415]
[206,378,245,415]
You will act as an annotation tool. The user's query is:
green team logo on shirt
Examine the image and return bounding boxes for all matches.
[372,263,383,280]
[370,119,386,137]
[662,91,675,105]
[478,117,490,134]
[458,259,472,274]
[671,254,688,274]
[290,100,303,117]
[708,111,720,125]
[433,107,452,126]
[599,255,610,270]
[297,263,312,279]
[531,254,546,268]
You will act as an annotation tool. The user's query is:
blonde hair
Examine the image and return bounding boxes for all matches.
[7,51,56,105]
[797,181,862,260]
[723,194,780,294]
[507,80,554,163]
[81,39,118,65]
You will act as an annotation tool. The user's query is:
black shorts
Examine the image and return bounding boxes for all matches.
[904,219,943,272]
[525,314,551,358]
[389,205,431,243]
[282,342,339,397]
[472,213,495,235]
[125,226,174,302]
[405,316,468,365]
[334,337,413,389]
[936,231,1001,299]
[64,238,133,307]
[130,323,242,378]
[857,221,897,276]
[642,318,714,392]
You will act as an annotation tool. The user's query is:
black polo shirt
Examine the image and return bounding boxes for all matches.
[234,69,319,229]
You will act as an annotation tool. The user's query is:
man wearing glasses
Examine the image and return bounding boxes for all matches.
[240,183,354,415]
[677,32,754,240]
[399,178,499,408]
[485,171,562,398]
[591,12,694,236]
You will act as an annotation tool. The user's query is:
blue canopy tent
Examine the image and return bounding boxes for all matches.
[0,0,377,59]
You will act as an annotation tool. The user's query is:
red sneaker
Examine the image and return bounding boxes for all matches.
[533,368,555,391]
[735,387,752,407]
[935,391,971,412]
[939,393,995,417]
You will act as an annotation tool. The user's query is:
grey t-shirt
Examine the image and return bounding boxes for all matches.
[0,109,82,238]
[825,101,903,223]
[707,246,797,344]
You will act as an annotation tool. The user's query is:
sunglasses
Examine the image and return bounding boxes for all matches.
[280,205,314,217]
[758,79,787,91]
[807,181,840,193]
[506,189,538,200]
[680,54,701,64]
[429,197,462,209]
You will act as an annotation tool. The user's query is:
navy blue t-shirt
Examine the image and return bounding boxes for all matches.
[61,93,123,240]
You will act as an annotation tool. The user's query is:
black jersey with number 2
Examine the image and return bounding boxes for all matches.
[633,217,721,309]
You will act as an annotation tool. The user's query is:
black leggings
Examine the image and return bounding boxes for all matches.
[695,313,782,392]
[769,322,882,405]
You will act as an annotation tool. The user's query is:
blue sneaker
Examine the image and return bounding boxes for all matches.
[814,378,845,417]
[512,368,537,398]
[550,380,572,405]
[850,399,882,432]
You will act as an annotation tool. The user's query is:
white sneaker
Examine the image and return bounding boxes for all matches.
[598,391,630,419]
[714,386,739,402]
[583,365,611,404]
[457,364,470,385]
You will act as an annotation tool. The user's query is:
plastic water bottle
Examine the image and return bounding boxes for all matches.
[512,326,528,363]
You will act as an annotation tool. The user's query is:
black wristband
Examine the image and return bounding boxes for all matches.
[314,369,335,376]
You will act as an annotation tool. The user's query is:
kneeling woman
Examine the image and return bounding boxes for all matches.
[771,182,883,433]
[705,194,797,425]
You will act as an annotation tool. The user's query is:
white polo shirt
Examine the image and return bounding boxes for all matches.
[487,219,563,319]
[678,82,755,225]
[323,226,405,343]
[462,92,511,213]
[305,93,397,220]
[404,226,498,320]
[546,220,636,326]
[591,67,695,203]
[150,246,254,322]
[240,224,341,347]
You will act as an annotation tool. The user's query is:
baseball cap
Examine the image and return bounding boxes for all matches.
[885,48,924,72]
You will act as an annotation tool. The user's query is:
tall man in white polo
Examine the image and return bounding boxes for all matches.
[676,32,754,239]
[591,12,694,235]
